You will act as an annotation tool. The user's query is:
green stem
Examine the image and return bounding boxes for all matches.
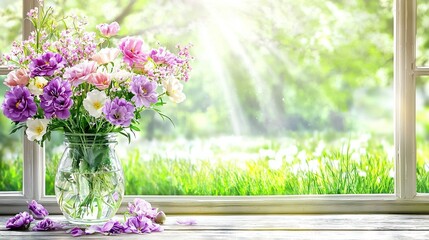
[97,197,103,219]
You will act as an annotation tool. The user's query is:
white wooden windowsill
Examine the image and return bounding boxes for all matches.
[1,214,429,239]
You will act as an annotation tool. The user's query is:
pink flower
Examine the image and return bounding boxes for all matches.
[88,72,111,90]
[63,60,98,86]
[97,22,120,37]
[119,37,148,68]
[4,69,30,87]
[91,48,120,65]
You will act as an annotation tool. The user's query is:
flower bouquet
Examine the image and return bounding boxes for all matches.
[1,2,192,224]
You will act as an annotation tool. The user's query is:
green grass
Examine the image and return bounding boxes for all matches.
[0,156,22,191]
[4,133,429,195]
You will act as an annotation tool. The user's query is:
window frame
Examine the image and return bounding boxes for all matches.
[1,0,429,214]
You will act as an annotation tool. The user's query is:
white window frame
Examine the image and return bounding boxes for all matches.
[1,0,429,214]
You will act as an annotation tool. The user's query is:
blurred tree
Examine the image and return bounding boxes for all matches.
[0,0,396,139]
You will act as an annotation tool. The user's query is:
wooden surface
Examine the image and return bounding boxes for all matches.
[2,214,429,239]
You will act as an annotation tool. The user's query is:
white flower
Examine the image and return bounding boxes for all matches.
[91,48,120,65]
[28,77,48,96]
[143,61,155,72]
[162,76,186,103]
[110,69,133,83]
[26,118,50,141]
[83,90,107,118]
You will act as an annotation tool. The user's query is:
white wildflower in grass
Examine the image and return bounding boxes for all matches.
[162,76,186,103]
[83,90,107,118]
[26,118,50,141]
[268,159,282,170]
[28,77,48,96]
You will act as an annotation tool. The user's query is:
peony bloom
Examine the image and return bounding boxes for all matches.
[162,76,186,103]
[103,97,135,127]
[28,77,48,96]
[86,220,126,235]
[96,22,120,37]
[4,69,30,87]
[83,89,107,118]
[29,52,66,77]
[124,215,162,234]
[63,60,98,86]
[128,198,158,219]
[26,119,50,142]
[88,72,111,90]
[119,37,148,68]
[5,212,34,230]
[130,75,158,108]
[32,218,62,231]
[91,48,120,65]
[40,77,73,119]
[28,200,49,219]
[2,86,37,122]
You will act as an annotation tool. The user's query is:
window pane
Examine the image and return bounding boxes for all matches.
[0,76,23,191]
[417,76,429,193]
[45,0,394,195]
[417,0,429,66]
[0,0,22,60]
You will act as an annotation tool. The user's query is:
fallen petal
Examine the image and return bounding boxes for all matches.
[176,218,197,225]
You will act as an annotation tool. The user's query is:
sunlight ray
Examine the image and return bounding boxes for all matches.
[198,25,250,135]
[203,2,284,134]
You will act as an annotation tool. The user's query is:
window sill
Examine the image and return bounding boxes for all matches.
[1,214,429,239]
[5,194,429,214]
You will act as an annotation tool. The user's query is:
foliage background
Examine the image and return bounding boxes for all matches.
[1,0,429,195]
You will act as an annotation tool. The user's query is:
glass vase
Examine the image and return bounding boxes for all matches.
[54,133,125,224]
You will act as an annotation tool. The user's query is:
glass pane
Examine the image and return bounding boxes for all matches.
[417,0,429,66]
[0,0,22,60]
[45,132,64,195]
[417,76,429,193]
[44,0,394,195]
[0,76,23,191]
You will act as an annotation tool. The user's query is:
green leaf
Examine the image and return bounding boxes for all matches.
[130,125,140,132]
[10,123,24,135]
[118,131,131,143]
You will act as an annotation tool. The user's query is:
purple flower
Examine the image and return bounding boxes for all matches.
[124,215,162,234]
[130,75,158,108]
[86,220,126,235]
[103,97,134,127]
[5,212,34,230]
[67,227,86,237]
[40,77,73,119]
[150,47,181,65]
[128,198,158,219]
[29,52,66,77]
[32,218,62,231]
[28,200,49,219]
[2,86,37,122]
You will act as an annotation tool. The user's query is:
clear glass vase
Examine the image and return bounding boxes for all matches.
[55,133,125,224]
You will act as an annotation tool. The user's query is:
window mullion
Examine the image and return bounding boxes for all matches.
[22,0,42,202]
[394,0,417,199]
